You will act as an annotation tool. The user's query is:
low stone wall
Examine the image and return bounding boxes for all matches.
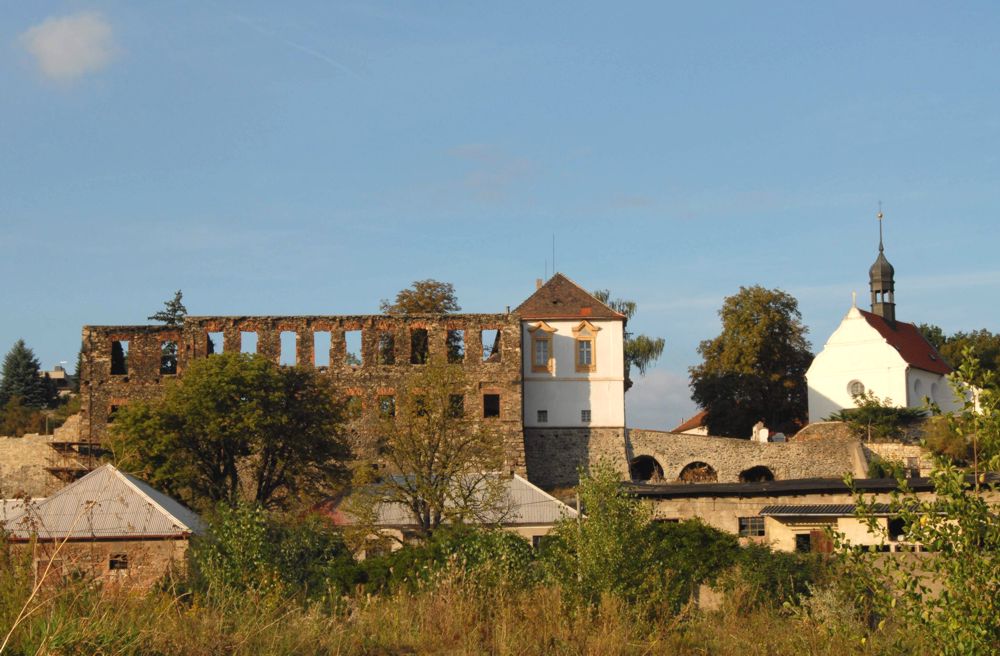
[523,427,628,488]
[864,443,934,477]
[627,429,868,483]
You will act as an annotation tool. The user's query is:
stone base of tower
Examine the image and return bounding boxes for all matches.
[523,427,628,489]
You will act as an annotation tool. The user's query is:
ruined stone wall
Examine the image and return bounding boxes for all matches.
[864,443,935,477]
[627,429,868,483]
[523,427,628,488]
[81,314,525,474]
[0,415,87,498]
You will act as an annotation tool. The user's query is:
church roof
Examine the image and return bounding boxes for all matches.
[514,273,625,321]
[858,309,952,375]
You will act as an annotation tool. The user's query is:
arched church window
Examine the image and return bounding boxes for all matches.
[848,380,865,397]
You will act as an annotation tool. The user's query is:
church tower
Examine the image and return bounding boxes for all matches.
[869,210,896,324]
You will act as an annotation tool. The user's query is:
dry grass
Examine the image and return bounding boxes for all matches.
[0,570,925,656]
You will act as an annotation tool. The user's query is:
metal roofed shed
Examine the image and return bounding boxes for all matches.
[759,503,892,517]
[3,464,205,589]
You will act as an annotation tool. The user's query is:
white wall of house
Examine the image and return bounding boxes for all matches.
[806,306,956,421]
[521,319,625,428]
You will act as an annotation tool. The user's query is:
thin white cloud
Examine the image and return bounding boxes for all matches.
[19,12,116,81]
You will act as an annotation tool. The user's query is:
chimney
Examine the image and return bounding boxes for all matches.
[536,278,543,290]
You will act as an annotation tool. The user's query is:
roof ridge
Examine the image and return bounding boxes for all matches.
[550,273,626,319]
[511,473,578,516]
[115,467,194,532]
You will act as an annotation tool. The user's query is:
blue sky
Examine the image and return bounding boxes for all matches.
[2,2,999,429]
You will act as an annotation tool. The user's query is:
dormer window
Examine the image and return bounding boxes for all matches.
[528,321,556,373]
[573,321,599,373]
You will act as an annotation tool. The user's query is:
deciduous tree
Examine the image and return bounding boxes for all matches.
[689,286,812,437]
[108,353,351,511]
[347,360,508,540]
[592,290,665,391]
[380,280,460,314]
[918,323,1000,376]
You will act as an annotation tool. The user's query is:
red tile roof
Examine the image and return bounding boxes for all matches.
[671,410,707,433]
[514,273,626,321]
[858,310,952,375]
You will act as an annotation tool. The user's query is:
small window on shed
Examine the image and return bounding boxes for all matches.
[110,340,129,375]
[160,340,178,375]
[447,330,465,363]
[483,393,500,418]
[377,332,395,365]
[345,330,362,366]
[738,516,765,537]
[240,331,258,354]
[795,534,812,553]
[313,331,331,368]
[279,331,297,365]
[481,329,501,362]
[410,328,429,364]
[108,553,129,571]
[207,332,224,355]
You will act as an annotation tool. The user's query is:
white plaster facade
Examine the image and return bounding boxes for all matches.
[521,318,626,428]
[806,306,959,422]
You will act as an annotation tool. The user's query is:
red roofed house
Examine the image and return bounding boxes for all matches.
[806,214,959,422]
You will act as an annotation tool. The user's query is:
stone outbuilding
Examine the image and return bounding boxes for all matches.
[3,464,203,589]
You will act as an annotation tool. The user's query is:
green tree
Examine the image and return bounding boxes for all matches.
[0,340,54,409]
[108,353,351,512]
[918,323,1000,377]
[0,396,45,437]
[827,391,925,441]
[148,289,188,326]
[380,280,460,314]
[592,290,665,392]
[689,286,813,437]
[347,360,508,539]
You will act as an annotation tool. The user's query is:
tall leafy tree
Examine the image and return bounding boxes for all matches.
[592,290,665,392]
[918,324,1000,376]
[108,353,351,512]
[148,289,188,326]
[347,360,508,539]
[380,280,461,314]
[0,339,54,409]
[689,286,812,437]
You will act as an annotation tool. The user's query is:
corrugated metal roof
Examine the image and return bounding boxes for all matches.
[3,464,204,540]
[339,473,577,528]
[759,504,892,517]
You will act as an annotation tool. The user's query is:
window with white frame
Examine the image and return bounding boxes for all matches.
[573,321,599,372]
[738,516,765,537]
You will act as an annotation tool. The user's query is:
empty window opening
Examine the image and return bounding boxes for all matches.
[677,461,718,483]
[581,409,592,423]
[160,340,178,375]
[738,517,765,538]
[346,395,363,419]
[481,329,501,362]
[345,330,362,366]
[888,517,907,541]
[739,466,775,483]
[537,409,548,423]
[377,332,395,365]
[379,395,395,417]
[240,331,258,354]
[410,328,429,364]
[313,331,331,368]
[483,393,500,418]
[207,332,224,355]
[107,405,120,423]
[629,455,664,482]
[110,340,129,375]
[449,394,465,418]
[108,553,129,571]
[279,331,297,366]
[447,330,465,363]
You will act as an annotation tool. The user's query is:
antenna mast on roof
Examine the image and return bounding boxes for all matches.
[552,233,556,276]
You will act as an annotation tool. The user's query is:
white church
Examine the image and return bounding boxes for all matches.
[806,214,960,422]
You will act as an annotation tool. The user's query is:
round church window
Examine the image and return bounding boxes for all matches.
[848,380,865,396]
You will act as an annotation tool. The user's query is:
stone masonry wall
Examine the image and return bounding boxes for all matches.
[81,314,526,475]
[524,427,628,488]
[0,415,87,498]
[627,429,868,483]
